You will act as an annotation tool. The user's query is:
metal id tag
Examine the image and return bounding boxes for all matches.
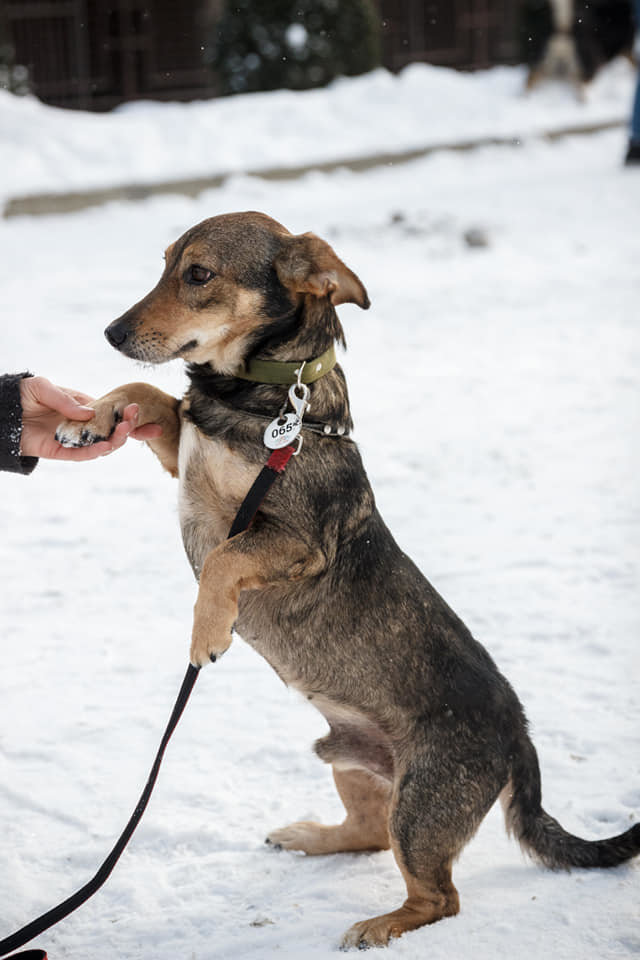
[263,413,302,450]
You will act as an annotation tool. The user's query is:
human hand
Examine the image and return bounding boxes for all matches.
[19,376,162,461]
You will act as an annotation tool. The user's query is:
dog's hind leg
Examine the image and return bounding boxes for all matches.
[341,733,507,949]
[341,846,460,950]
[266,766,391,855]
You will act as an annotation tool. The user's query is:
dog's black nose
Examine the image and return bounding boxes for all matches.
[105,318,130,348]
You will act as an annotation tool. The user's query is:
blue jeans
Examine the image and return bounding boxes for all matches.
[633,1,640,142]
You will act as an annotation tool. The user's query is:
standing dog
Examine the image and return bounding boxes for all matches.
[523,0,635,98]
[57,212,640,949]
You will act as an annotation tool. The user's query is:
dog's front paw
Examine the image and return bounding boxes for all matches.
[56,403,123,448]
[189,629,233,667]
[190,602,234,667]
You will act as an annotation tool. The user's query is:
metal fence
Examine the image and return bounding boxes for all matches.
[2,0,217,109]
[379,0,521,72]
[1,0,522,111]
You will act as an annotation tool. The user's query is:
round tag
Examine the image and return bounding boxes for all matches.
[263,413,302,450]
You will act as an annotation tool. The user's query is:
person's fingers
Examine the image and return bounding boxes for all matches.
[121,403,139,424]
[109,419,134,450]
[52,440,116,462]
[120,404,163,441]
[29,377,95,420]
[41,396,162,461]
[66,389,95,407]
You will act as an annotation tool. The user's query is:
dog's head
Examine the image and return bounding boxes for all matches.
[105,211,369,373]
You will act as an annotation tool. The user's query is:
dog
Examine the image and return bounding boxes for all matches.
[56,211,640,949]
[523,0,635,98]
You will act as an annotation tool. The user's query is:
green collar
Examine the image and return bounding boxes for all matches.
[233,344,337,385]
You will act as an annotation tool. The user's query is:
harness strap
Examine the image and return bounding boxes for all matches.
[0,444,297,960]
[228,445,295,537]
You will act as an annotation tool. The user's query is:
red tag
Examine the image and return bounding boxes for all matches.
[266,445,295,473]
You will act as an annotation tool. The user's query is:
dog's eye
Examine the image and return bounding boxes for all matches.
[185,265,214,285]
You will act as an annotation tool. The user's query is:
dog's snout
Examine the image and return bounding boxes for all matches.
[105,318,131,349]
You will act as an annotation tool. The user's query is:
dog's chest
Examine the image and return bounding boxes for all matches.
[178,418,260,578]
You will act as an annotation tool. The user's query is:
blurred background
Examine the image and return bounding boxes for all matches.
[0,0,633,110]
[0,0,522,108]
[0,5,639,959]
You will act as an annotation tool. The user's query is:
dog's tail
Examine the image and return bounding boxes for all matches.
[502,728,640,870]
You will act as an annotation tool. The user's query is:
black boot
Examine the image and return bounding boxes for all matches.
[624,140,640,165]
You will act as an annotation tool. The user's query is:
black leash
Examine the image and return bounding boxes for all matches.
[0,665,199,960]
[0,444,296,960]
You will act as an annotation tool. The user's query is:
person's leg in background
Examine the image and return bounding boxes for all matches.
[625,0,640,163]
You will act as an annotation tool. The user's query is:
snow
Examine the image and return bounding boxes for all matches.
[0,60,639,959]
[0,58,636,210]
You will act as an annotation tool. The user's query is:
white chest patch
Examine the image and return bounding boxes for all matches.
[177,419,261,577]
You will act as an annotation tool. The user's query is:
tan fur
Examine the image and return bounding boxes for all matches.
[178,420,263,575]
[342,862,459,948]
[267,767,391,854]
[56,212,639,950]
[275,232,369,308]
[190,528,325,665]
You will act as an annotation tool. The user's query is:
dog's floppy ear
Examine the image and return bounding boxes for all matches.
[275,232,370,309]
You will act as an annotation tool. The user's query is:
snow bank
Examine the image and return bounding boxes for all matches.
[0,58,635,208]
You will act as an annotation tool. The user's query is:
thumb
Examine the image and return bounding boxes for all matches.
[33,377,95,420]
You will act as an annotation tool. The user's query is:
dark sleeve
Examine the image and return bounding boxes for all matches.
[0,373,39,475]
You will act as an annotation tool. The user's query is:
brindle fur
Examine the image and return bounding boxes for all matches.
[56,211,640,949]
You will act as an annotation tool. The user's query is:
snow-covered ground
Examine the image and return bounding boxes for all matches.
[0,62,639,960]
[0,58,636,210]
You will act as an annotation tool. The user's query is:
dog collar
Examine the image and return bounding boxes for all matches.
[233,344,337,385]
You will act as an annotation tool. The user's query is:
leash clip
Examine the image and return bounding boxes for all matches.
[291,362,310,410]
[288,381,310,421]
[263,366,310,453]
[289,365,310,455]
